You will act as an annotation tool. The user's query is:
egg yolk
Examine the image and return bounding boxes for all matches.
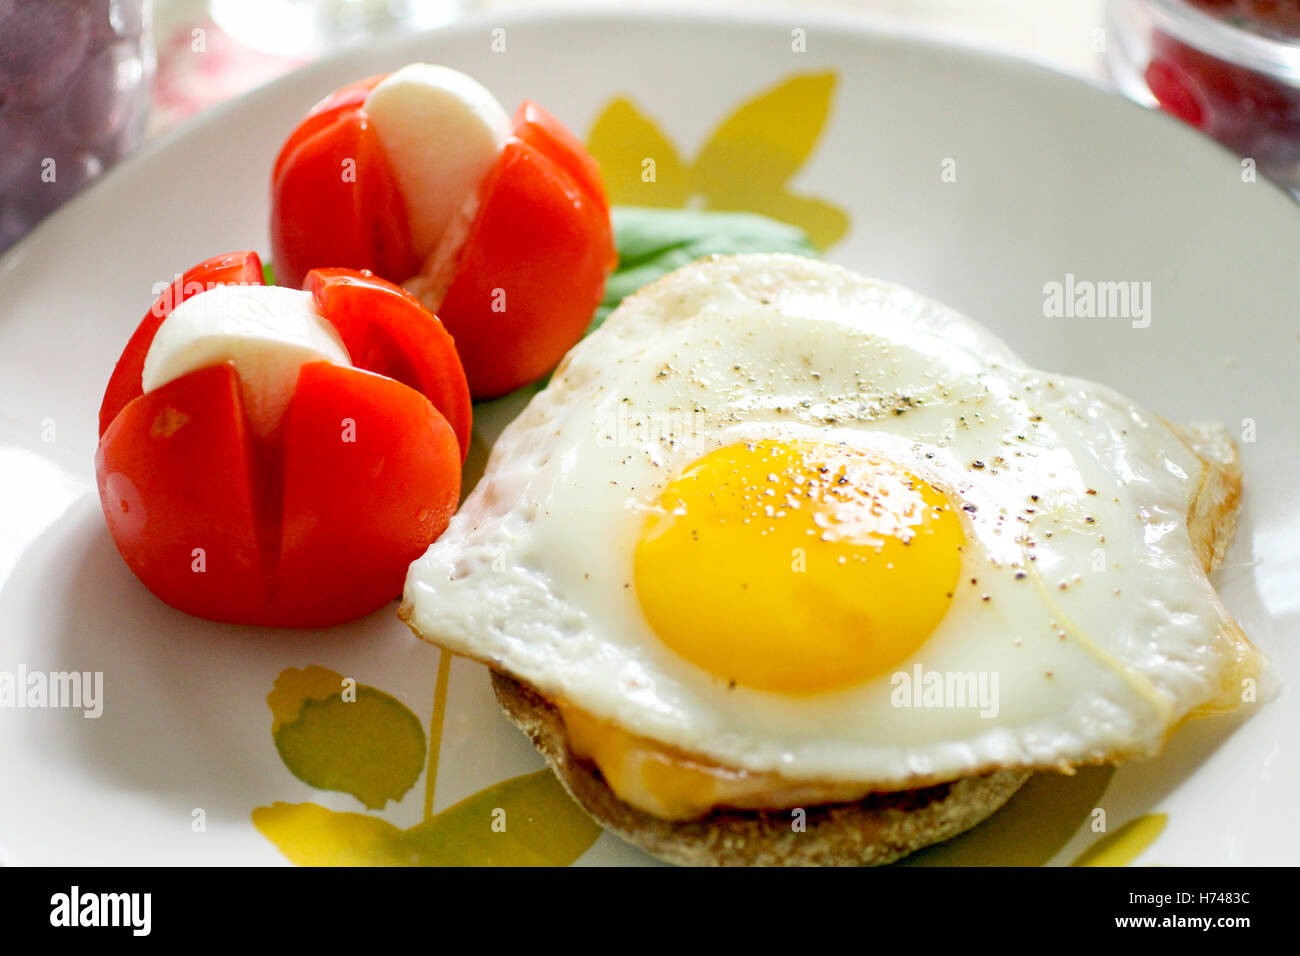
[634,439,964,694]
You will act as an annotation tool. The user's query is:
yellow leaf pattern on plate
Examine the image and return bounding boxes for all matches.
[267,664,346,734]
[587,72,850,249]
[252,803,412,866]
[1071,814,1168,867]
[256,660,1163,866]
[587,97,691,208]
[256,664,601,866]
[695,73,837,189]
[253,772,600,867]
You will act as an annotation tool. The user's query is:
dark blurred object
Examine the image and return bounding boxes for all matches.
[1107,0,1300,195]
[0,0,153,253]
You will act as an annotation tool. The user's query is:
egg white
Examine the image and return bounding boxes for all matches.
[402,254,1266,786]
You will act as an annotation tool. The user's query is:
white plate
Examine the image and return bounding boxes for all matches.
[1,8,1296,866]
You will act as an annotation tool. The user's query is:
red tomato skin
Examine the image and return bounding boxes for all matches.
[307,268,472,460]
[513,100,611,218]
[98,251,264,437]
[274,362,461,626]
[96,362,272,623]
[438,138,616,398]
[271,74,388,185]
[96,359,462,627]
[270,108,418,292]
[271,81,614,400]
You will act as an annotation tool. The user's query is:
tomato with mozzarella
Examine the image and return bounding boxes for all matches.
[270,64,616,399]
[95,251,471,627]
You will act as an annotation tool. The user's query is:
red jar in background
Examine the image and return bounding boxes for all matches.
[1107,0,1300,195]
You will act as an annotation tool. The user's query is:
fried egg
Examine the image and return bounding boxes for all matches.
[401,254,1267,802]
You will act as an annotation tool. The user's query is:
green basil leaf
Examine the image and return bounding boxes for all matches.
[591,206,818,333]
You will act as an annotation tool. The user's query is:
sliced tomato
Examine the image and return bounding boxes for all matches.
[271,74,389,185]
[96,258,470,628]
[307,268,472,459]
[271,108,417,291]
[513,101,611,218]
[271,75,615,400]
[438,139,615,398]
[274,361,461,626]
[96,362,271,622]
[98,251,263,437]
[96,359,462,627]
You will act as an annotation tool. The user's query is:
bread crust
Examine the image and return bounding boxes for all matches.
[491,670,1030,866]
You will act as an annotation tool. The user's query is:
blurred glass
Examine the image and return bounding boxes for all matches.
[0,0,154,253]
[1107,0,1300,196]
[209,0,464,58]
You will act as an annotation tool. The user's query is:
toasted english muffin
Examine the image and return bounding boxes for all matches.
[491,669,1032,866]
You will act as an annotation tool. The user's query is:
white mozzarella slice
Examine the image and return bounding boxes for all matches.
[363,63,511,260]
[141,284,352,437]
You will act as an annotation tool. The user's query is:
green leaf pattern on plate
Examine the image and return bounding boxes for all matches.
[270,666,426,811]
[402,770,602,867]
[253,771,600,867]
[254,663,601,867]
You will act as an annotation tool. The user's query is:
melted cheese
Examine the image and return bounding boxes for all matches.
[559,702,881,821]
